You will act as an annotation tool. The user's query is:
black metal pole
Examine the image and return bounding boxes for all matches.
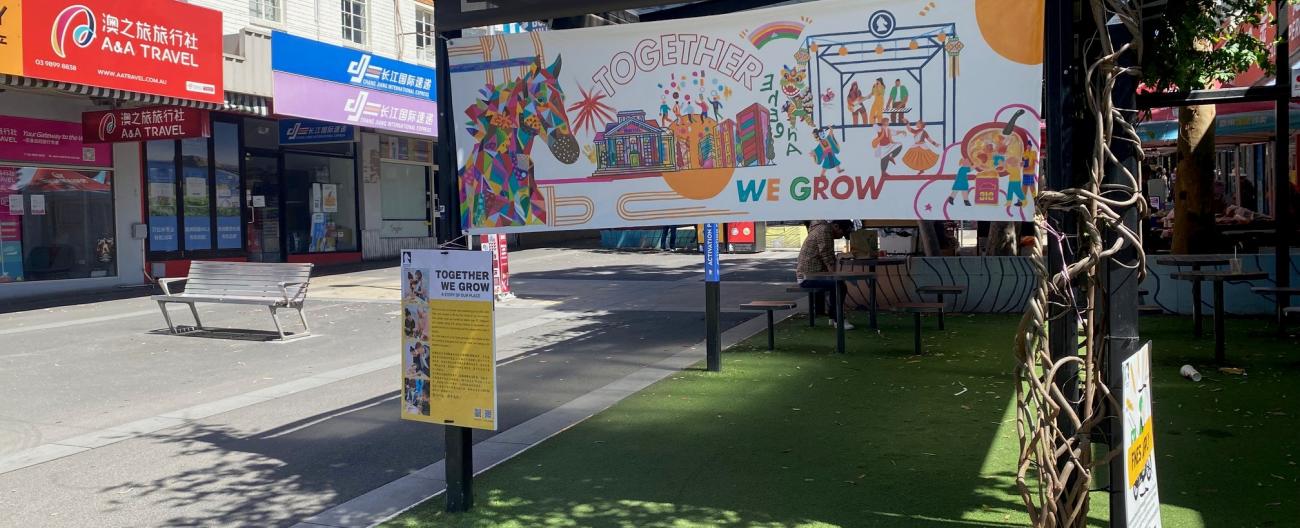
[1274,1,1293,332]
[1103,14,1142,528]
[444,425,474,512]
[435,30,463,244]
[1045,2,1083,525]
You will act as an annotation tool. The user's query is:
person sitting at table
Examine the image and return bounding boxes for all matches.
[797,220,856,329]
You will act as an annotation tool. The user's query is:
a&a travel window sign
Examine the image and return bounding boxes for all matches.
[271,32,436,101]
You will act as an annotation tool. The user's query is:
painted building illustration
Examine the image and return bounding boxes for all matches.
[593,111,678,175]
[737,103,773,167]
[718,119,738,167]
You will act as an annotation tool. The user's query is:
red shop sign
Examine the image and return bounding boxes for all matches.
[82,106,210,143]
[20,1,224,104]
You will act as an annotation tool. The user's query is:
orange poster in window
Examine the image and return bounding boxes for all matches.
[0,0,22,76]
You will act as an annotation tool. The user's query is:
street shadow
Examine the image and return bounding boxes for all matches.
[95,308,754,527]
[146,327,308,342]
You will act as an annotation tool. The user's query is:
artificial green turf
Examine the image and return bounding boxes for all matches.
[384,313,1299,528]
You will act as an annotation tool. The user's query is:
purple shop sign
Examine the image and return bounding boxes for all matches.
[273,72,438,137]
[0,116,113,168]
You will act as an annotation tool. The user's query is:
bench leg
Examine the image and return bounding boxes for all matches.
[157,301,177,333]
[767,310,775,351]
[186,303,204,330]
[937,293,946,331]
[269,307,287,340]
[296,307,310,334]
[913,312,922,355]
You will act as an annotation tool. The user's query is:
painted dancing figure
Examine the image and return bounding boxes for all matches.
[811,127,846,178]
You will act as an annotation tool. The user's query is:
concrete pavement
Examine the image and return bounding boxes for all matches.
[0,247,797,527]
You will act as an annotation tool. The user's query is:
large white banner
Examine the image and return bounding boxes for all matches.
[449,0,1044,233]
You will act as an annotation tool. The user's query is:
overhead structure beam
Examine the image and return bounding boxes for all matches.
[436,0,673,32]
[1136,85,1286,109]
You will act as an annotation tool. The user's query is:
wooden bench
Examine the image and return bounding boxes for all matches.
[895,302,944,355]
[741,300,797,350]
[787,286,821,327]
[916,285,966,330]
[152,261,314,340]
[1253,287,1300,331]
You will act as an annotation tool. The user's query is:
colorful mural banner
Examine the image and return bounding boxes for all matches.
[449,0,1044,233]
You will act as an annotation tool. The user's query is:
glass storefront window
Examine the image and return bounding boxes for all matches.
[380,162,430,238]
[0,166,116,282]
[181,138,212,251]
[284,153,358,254]
[147,119,243,258]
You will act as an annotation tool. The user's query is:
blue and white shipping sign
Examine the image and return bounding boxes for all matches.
[279,119,358,145]
[271,32,437,100]
[704,223,720,283]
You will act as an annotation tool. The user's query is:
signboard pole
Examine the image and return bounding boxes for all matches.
[445,425,474,512]
[704,223,721,372]
[1273,1,1293,336]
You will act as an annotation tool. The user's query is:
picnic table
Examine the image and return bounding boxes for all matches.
[840,257,907,329]
[804,270,876,354]
[1155,256,1229,337]
[1169,270,1269,362]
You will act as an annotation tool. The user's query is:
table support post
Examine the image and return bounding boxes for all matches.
[1214,280,1226,363]
[834,281,845,354]
[868,265,879,330]
[1191,264,1204,338]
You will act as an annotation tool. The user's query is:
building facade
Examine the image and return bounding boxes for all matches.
[0,0,444,302]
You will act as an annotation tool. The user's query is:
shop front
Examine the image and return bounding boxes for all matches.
[270,31,440,262]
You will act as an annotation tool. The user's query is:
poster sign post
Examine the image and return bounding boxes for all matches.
[1122,342,1162,527]
[400,249,498,513]
[479,234,514,299]
[704,223,721,371]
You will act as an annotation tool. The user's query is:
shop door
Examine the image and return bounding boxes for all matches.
[245,154,283,262]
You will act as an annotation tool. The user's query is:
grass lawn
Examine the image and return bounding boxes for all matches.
[384,312,1299,528]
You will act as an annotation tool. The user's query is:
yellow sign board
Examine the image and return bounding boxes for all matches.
[400,249,498,430]
[0,0,22,76]
[1122,343,1162,527]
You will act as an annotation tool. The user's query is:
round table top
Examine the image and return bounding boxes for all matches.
[1155,256,1230,266]
[804,271,877,281]
[1169,270,1269,281]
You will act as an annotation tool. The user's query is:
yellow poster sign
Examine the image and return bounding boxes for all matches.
[400,249,498,430]
[0,0,22,76]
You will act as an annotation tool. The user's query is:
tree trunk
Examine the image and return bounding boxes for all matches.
[985,221,1017,256]
[1172,105,1218,254]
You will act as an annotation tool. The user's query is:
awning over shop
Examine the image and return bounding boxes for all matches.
[1139,106,1300,145]
[0,75,271,117]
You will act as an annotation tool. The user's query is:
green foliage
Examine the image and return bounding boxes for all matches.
[1142,0,1286,90]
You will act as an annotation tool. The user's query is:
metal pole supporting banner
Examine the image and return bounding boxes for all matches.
[1274,1,1293,331]
[704,223,722,372]
[445,425,474,512]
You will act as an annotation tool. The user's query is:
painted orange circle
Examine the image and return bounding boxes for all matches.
[663,168,736,200]
[975,0,1045,65]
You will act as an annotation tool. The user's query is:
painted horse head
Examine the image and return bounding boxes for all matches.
[519,56,580,165]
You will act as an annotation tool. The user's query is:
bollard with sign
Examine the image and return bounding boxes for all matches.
[704,223,721,372]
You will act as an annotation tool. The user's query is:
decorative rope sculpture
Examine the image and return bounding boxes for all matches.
[1014,1,1146,526]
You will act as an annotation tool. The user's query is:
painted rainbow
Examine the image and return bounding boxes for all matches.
[748,21,805,49]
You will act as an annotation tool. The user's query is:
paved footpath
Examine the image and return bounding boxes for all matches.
[0,247,797,527]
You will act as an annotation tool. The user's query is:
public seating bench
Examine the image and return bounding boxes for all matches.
[915,285,966,330]
[740,300,797,350]
[1253,287,1300,331]
[152,261,314,340]
[895,302,944,355]
[1138,289,1164,315]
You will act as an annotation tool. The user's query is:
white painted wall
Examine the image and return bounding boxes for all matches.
[0,90,146,301]
[189,0,437,67]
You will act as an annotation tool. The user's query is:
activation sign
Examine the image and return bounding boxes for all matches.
[82,105,210,143]
[400,249,498,430]
[1123,342,1162,527]
[5,0,224,104]
[704,223,720,282]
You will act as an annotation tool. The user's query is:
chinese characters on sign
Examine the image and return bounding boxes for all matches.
[82,106,210,143]
[3,1,224,104]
